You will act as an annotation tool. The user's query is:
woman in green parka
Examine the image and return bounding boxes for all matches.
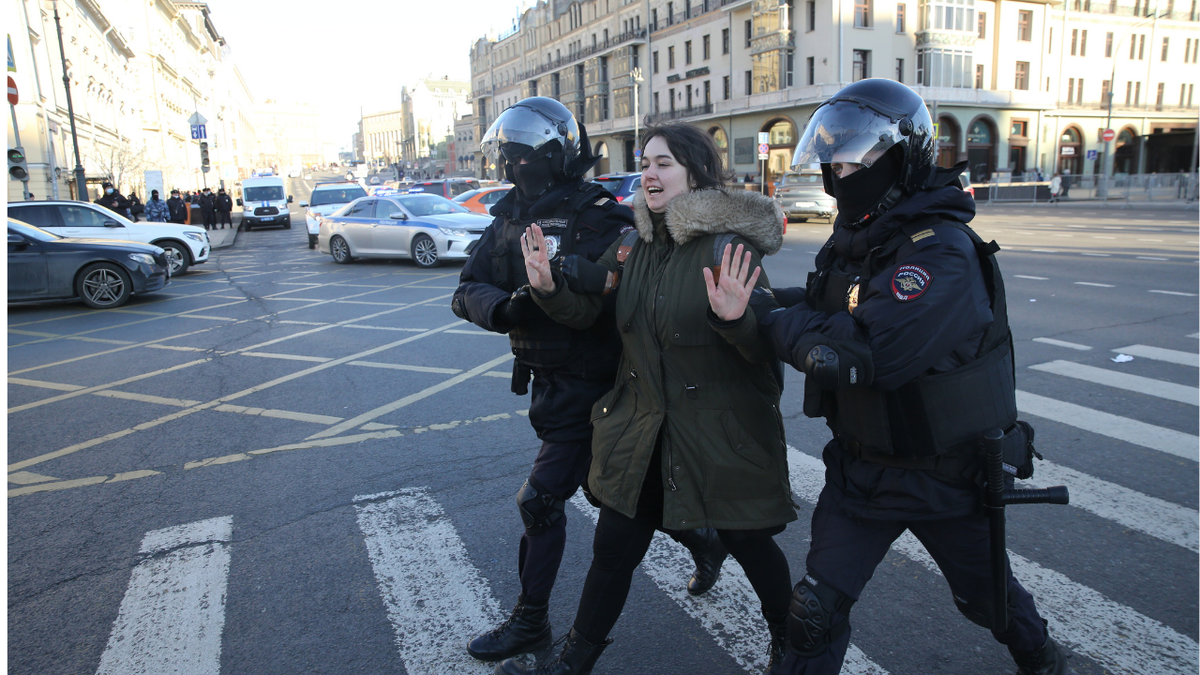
[495,123,796,675]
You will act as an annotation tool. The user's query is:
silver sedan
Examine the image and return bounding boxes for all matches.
[318,193,491,268]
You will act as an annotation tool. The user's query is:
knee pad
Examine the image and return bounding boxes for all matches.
[788,573,855,658]
[517,476,565,536]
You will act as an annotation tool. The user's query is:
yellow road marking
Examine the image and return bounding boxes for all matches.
[8,358,211,415]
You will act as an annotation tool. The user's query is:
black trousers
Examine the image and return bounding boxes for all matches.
[202,211,217,229]
[217,210,232,227]
[781,500,1048,674]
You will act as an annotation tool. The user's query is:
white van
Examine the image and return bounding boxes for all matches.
[238,174,293,230]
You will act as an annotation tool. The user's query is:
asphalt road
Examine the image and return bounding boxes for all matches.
[7,186,1198,675]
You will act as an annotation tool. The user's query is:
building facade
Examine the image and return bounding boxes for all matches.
[398,77,472,173]
[362,108,406,166]
[453,113,477,175]
[467,0,1197,186]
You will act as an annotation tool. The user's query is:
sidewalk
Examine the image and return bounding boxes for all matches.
[206,214,242,249]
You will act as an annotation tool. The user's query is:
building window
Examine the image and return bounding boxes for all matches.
[975,63,983,88]
[977,11,986,38]
[668,46,675,69]
[1134,81,1141,105]
[703,34,711,60]
[685,41,692,65]
[651,8,658,30]
[895,57,904,82]
[722,28,730,54]
[704,80,711,104]
[1185,38,1193,62]
[1067,77,1075,104]
[917,47,974,87]
[1101,79,1111,105]
[896,3,906,32]
[1017,10,1032,41]
[653,51,659,73]
[653,91,660,113]
[786,51,795,86]
[1105,32,1114,57]
[1014,61,1029,90]
[922,0,976,32]
[745,20,752,48]
[1162,37,1170,61]
[1156,82,1165,109]
[669,87,675,110]
[1011,120,1027,136]
[1071,29,1078,56]
[807,0,816,30]
[667,1,674,25]
[723,75,731,99]
[745,69,752,95]
[807,56,815,85]
[1125,81,1132,104]
[852,50,871,80]
[1081,30,1087,56]
[855,0,872,26]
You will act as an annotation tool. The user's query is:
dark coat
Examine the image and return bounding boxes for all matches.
[533,188,796,531]
[166,196,188,223]
[95,191,130,215]
[216,194,233,212]
[198,193,217,215]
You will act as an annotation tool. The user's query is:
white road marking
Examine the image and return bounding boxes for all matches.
[175,314,237,321]
[348,361,462,374]
[276,320,330,326]
[240,351,333,363]
[1015,390,1199,462]
[354,489,501,675]
[93,390,204,408]
[1029,360,1199,405]
[145,344,211,352]
[341,324,428,332]
[1080,252,1111,257]
[95,516,232,675]
[1073,282,1116,287]
[7,377,86,391]
[1013,275,1049,280]
[7,471,58,485]
[1137,238,1164,242]
[212,404,344,425]
[568,494,889,674]
[1148,289,1198,297]
[444,329,505,336]
[483,371,511,378]
[1030,338,1092,351]
[1030,249,1059,253]
[786,449,1199,675]
[1092,236,1117,239]
[1189,333,1200,339]
[1137,256,1169,261]
[1112,345,1200,367]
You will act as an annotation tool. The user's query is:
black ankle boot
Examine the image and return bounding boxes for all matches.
[494,628,612,675]
[675,527,728,595]
[467,595,552,662]
[1008,632,1068,675]
[763,612,788,675]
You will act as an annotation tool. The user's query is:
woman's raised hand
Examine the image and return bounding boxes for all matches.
[521,224,556,293]
[703,242,761,322]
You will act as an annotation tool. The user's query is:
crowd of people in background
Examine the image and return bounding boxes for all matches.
[93,184,234,230]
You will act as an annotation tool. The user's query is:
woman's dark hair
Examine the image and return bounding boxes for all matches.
[640,123,732,190]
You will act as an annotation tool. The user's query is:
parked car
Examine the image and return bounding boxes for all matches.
[590,173,641,202]
[773,170,837,223]
[237,174,293,230]
[318,193,490,268]
[959,174,975,200]
[405,178,481,199]
[7,218,170,309]
[452,186,513,214]
[8,199,209,275]
[299,181,368,249]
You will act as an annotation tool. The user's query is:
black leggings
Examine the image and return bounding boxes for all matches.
[572,503,792,644]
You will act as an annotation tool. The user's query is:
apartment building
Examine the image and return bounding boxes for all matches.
[362,108,406,165]
[467,0,1196,185]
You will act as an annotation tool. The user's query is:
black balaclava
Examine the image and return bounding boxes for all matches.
[830,144,903,226]
[511,155,556,204]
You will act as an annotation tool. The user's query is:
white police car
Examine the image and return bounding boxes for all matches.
[299,181,368,249]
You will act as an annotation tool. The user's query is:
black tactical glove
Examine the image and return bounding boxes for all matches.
[559,254,611,294]
[498,285,539,327]
[450,292,468,321]
[796,338,874,390]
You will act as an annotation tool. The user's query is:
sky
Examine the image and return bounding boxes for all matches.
[202,0,537,149]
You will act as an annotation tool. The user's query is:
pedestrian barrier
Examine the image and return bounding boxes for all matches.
[987,172,1198,206]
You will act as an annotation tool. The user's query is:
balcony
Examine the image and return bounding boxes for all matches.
[647,104,714,123]
[520,29,647,82]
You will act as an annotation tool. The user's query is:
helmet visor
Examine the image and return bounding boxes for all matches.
[481,106,571,163]
[792,100,905,170]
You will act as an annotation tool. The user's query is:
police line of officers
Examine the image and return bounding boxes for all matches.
[450,79,1068,675]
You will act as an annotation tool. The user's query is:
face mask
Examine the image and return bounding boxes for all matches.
[511,156,555,203]
[830,147,901,225]
[105,188,114,195]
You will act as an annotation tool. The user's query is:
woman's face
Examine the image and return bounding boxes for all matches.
[640,136,691,213]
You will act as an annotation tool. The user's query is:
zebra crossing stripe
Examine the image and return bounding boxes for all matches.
[566,494,889,675]
[787,448,1200,675]
[1111,345,1200,367]
[1029,360,1200,406]
[95,516,233,675]
[1016,390,1200,462]
[354,488,502,675]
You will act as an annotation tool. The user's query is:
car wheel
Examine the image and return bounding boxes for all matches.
[283,217,292,229]
[308,234,318,249]
[330,235,353,264]
[154,240,190,275]
[77,263,132,309]
[411,233,439,268]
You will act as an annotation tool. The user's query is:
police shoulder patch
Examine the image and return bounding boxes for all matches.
[594,197,611,206]
[891,264,932,301]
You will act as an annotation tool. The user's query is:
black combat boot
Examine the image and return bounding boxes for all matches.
[1008,633,1068,675]
[674,527,729,595]
[494,628,611,675]
[467,595,553,662]
[763,611,788,675]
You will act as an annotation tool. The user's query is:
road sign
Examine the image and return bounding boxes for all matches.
[758,143,770,155]
[187,112,207,126]
[190,124,207,140]
[1086,149,1098,160]
[634,149,641,158]
[757,131,770,144]
[1101,128,1116,142]
[7,76,16,105]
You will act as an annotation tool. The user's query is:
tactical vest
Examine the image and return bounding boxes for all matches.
[491,182,621,374]
[805,217,1017,475]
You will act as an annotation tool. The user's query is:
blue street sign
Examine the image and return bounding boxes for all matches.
[1086,149,1098,160]
[633,149,641,158]
[190,124,207,140]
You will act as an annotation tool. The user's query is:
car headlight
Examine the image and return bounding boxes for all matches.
[183,232,206,242]
[128,253,157,266]
[438,226,468,236]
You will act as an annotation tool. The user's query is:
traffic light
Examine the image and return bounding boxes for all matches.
[200,141,210,173]
[8,147,29,181]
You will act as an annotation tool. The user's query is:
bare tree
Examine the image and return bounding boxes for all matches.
[90,140,150,195]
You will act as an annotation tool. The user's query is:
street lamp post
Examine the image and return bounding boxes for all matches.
[51,0,87,201]
[631,67,644,163]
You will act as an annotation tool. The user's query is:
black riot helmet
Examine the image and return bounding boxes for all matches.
[481,97,590,178]
[792,79,935,221]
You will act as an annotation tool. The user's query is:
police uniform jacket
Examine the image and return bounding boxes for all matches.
[759,169,1000,520]
[533,188,797,531]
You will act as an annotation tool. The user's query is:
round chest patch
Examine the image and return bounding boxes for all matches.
[543,234,561,260]
[891,264,932,301]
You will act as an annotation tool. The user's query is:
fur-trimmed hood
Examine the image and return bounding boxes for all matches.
[630,187,785,256]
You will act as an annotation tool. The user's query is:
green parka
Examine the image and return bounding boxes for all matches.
[533,188,796,531]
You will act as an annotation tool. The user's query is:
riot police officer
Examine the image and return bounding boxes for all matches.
[717,79,1067,674]
[452,97,728,664]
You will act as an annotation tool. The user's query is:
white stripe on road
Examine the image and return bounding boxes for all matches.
[95,516,232,675]
[1031,338,1092,351]
[240,351,333,363]
[1112,345,1200,367]
[1025,460,1199,553]
[1148,289,1198,297]
[567,494,888,675]
[786,449,1199,675]
[354,489,500,675]
[1074,282,1116,288]
[1015,390,1199,462]
[7,377,86,391]
[1029,360,1199,406]
[1013,275,1049,280]
[1137,256,1169,261]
